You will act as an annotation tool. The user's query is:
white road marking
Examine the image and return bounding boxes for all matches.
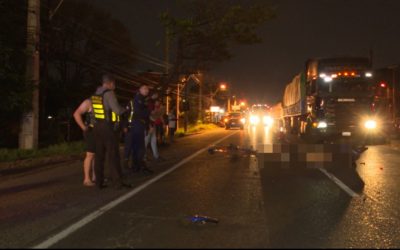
[319,168,359,198]
[33,131,238,249]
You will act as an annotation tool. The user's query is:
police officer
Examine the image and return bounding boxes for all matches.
[129,83,153,174]
[91,74,131,189]
[122,98,135,169]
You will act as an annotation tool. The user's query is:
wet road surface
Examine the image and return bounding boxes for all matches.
[1,127,400,248]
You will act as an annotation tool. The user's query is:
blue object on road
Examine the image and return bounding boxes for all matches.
[189,215,219,224]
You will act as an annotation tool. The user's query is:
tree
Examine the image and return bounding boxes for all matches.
[0,0,31,147]
[162,0,275,74]
[41,0,137,144]
[161,0,275,125]
[0,0,137,147]
[45,0,135,114]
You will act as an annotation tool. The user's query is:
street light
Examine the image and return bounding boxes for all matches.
[219,83,227,91]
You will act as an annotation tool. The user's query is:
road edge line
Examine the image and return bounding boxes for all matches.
[319,168,359,198]
[33,131,237,249]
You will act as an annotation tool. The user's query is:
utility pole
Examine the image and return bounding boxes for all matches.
[164,15,170,114]
[390,65,398,121]
[198,72,203,122]
[175,37,183,131]
[176,83,180,130]
[20,0,40,149]
[184,82,188,133]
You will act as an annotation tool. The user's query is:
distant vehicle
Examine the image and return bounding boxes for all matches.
[248,104,273,127]
[275,57,384,143]
[224,112,245,130]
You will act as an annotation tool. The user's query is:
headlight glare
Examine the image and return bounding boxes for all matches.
[250,115,260,125]
[317,121,328,129]
[364,119,377,129]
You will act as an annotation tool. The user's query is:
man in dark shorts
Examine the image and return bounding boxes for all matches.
[73,98,96,187]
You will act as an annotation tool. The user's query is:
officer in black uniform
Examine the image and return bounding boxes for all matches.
[122,99,135,169]
[91,74,131,189]
[129,83,153,174]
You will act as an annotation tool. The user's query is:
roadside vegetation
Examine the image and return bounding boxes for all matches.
[0,142,84,163]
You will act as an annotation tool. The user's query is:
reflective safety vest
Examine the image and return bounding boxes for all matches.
[91,90,120,123]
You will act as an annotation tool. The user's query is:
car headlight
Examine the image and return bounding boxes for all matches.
[364,119,377,130]
[263,116,273,126]
[224,118,228,122]
[317,121,328,129]
[240,118,246,124]
[250,115,260,125]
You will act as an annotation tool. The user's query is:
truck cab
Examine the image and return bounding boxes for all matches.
[304,57,382,142]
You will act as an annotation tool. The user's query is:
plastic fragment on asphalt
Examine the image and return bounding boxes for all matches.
[188,215,219,225]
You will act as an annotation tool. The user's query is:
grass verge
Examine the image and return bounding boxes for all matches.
[0,142,85,163]
[176,123,219,137]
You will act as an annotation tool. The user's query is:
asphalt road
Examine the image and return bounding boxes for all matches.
[1,126,400,248]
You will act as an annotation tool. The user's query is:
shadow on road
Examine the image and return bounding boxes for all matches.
[259,168,354,248]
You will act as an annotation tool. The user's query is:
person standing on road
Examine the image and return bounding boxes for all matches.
[145,98,165,162]
[130,84,154,174]
[73,97,96,187]
[168,109,177,143]
[91,74,131,189]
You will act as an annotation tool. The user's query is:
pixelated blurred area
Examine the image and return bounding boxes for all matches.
[257,143,352,170]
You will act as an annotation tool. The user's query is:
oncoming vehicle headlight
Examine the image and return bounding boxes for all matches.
[263,116,273,126]
[364,119,377,130]
[317,121,328,129]
[250,115,260,125]
[240,118,246,124]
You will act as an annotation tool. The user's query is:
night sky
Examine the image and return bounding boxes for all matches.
[85,0,400,103]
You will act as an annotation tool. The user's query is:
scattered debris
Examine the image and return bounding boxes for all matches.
[188,215,219,225]
[208,143,257,156]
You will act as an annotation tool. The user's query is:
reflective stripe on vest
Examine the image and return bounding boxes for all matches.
[128,100,134,123]
[91,91,119,123]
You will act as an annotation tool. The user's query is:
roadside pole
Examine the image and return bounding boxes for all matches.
[20,0,40,149]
